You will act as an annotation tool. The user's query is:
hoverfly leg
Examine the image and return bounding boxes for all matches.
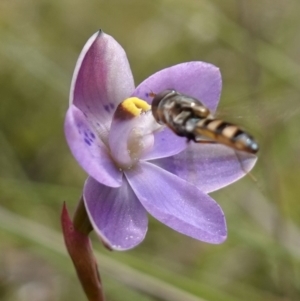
[234,150,258,182]
[171,111,192,136]
[194,139,217,145]
[173,111,191,126]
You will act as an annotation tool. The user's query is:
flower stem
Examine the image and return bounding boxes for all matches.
[61,200,106,301]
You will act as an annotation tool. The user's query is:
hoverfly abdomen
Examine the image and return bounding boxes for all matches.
[150,89,259,154]
[232,131,259,154]
[194,119,259,154]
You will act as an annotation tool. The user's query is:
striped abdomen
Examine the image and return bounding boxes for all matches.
[192,118,259,154]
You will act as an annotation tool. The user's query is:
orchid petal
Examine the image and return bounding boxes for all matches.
[70,30,135,138]
[133,62,222,114]
[126,162,227,244]
[151,144,257,193]
[65,105,122,187]
[141,127,187,160]
[83,177,148,251]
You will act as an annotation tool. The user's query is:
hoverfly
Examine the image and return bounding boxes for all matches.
[151,89,259,154]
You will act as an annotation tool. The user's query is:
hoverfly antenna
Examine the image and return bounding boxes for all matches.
[148,91,156,98]
[144,83,156,98]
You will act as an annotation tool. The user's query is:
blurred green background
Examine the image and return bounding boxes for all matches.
[1,0,300,300]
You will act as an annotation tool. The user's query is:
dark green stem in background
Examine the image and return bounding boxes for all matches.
[73,196,93,235]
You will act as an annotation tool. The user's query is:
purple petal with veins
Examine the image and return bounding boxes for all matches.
[151,144,257,193]
[125,161,227,244]
[83,176,148,251]
[132,62,222,114]
[70,30,135,139]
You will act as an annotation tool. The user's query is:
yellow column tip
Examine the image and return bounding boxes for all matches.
[120,97,151,116]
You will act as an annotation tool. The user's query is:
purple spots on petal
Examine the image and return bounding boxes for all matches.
[76,123,82,134]
[104,104,110,112]
[103,102,115,112]
[96,122,100,127]
[145,90,155,98]
[84,138,91,146]
[82,130,95,146]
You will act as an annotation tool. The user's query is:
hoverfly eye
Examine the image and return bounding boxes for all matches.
[151,90,173,107]
[151,90,174,122]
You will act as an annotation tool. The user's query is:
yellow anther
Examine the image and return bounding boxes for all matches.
[120,97,151,116]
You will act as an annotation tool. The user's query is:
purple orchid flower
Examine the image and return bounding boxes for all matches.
[65,30,257,251]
